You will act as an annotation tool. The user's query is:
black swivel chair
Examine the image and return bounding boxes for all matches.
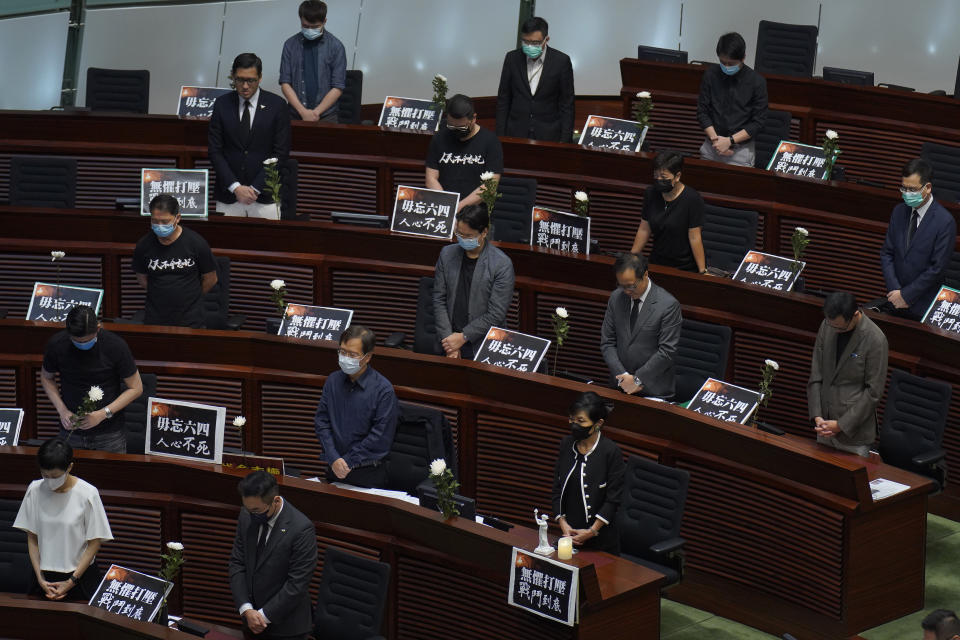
[383,276,443,354]
[85,67,150,113]
[339,70,363,125]
[754,21,818,78]
[753,109,792,170]
[674,319,732,404]
[921,142,960,202]
[385,402,457,495]
[618,456,690,586]
[9,156,78,208]
[702,204,759,273]
[0,498,31,593]
[280,158,300,220]
[123,373,158,455]
[821,67,875,86]
[313,546,391,640]
[490,176,537,243]
[878,370,952,492]
[637,45,688,64]
[203,256,247,330]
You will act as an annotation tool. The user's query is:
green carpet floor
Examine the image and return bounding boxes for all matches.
[660,513,960,639]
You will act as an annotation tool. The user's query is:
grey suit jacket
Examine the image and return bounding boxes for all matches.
[433,240,516,345]
[807,314,888,447]
[600,282,682,398]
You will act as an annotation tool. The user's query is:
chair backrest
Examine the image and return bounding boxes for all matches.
[618,456,690,560]
[386,402,457,494]
[314,546,391,640]
[490,176,537,243]
[413,276,444,356]
[702,204,758,272]
[637,45,688,64]
[943,251,960,290]
[202,256,231,330]
[0,498,31,593]
[920,141,960,197]
[675,319,733,403]
[954,55,960,99]
[339,70,363,125]
[753,109,792,170]
[822,67,874,86]
[85,67,150,113]
[280,158,299,219]
[10,156,78,208]
[124,373,158,455]
[755,20,818,78]
[878,369,951,471]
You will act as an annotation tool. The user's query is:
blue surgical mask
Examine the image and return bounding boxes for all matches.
[721,63,741,76]
[72,336,97,351]
[457,235,481,251]
[302,27,323,40]
[338,353,363,376]
[152,223,176,238]
[522,44,543,59]
[902,190,925,208]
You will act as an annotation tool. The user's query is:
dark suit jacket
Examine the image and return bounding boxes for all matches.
[880,199,956,319]
[228,499,316,637]
[495,47,574,143]
[208,89,291,204]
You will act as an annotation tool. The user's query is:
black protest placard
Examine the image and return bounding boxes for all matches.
[0,409,24,446]
[26,282,103,323]
[89,564,172,623]
[531,207,591,255]
[378,96,442,134]
[146,397,225,464]
[278,304,353,342]
[765,141,830,180]
[141,168,209,218]
[507,547,578,627]
[732,251,805,292]
[474,327,551,374]
[577,115,647,153]
[177,86,231,119]
[687,378,761,425]
[922,286,960,335]
[390,185,459,240]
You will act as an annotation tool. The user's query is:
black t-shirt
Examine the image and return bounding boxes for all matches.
[42,329,138,433]
[132,227,217,328]
[452,253,478,333]
[641,184,705,272]
[425,127,504,200]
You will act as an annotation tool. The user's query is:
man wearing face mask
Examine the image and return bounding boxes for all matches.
[313,325,398,488]
[132,194,218,328]
[40,305,142,454]
[696,32,768,167]
[279,0,347,123]
[495,16,575,143]
[878,158,957,320]
[808,292,888,457]
[425,94,504,212]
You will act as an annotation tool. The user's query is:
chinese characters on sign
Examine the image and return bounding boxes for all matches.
[530,207,591,256]
[577,115,647,153]
[26,283,103,323]
[507,548,578,627]
[89,564,172,623]
[390,185,459,240]
[732,251,805,293]
[146,397,225,464]
[278,304,353,342]
[687,378,761,425]
[141,168,209,218]
[0,408,24,447]
[378,96,442,134]
[765,141,830,181]
[176,86,231,119]
[474,327,551,374]
[922,286,960,335]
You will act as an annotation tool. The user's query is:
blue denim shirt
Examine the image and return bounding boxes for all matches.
[279,30,347,117]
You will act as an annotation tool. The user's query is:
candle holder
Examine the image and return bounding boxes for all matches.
[557,536,573,560]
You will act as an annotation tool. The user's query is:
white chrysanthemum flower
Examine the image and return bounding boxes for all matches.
[50,251,65,261]
[429,458,446,476]
[263,157,278,165]
[825,130,838,140]
[270,279,285,290]
[233,416,246,427]
[480,171,495,181]
[795,227,808,236]
[764,359,779,371]
[574,191,588,202]
[88,386,104,401]
[166,541,184,551]
[636,91,651,99]
[555,307,568,319]
[435,74,447,82]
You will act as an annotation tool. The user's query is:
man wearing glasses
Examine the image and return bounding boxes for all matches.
[208,53,291,220]
[313,325,398,488]
[495,16,575,143]
[600,253,682,398]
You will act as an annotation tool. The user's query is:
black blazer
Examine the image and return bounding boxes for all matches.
[208,89,291,204]
[495,47,574,143]
[228,499,317,637]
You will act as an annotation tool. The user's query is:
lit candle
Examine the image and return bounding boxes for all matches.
[557,536,573,560]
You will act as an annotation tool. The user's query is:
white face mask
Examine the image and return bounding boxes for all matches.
[43,473,68,491]
[338,352,363,375]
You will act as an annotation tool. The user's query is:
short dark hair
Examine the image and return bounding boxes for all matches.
[521,16,548,37]
[149,193,180,217]
[613,252,648,278]
[38,438,73,471]
[65,304,98,337]
[445,94,475,120]
[653,150,684,176]
[231,53,263,77]
[299,0,327,23]
[569,391,610,423]
[238,470,278,501]
[903,158,933,186]
[823,291,858,322]
[716,32,747,61]
[938,618,960,640]
[923,610,958,631]
[455,204,489,233]
[340,325,375,353]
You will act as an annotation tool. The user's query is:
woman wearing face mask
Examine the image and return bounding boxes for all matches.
[14,438,113,602]
[630,151,707,274]
[550,392,625,555]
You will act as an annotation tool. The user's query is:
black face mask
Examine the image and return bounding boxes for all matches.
[249,502,273,525]
[654,178,674,193]
[569,421,594,441]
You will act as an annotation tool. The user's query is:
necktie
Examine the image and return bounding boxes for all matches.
[241,100,251,136]
[906,210,919,247]
[629,299,639,328]
[255,524,267,560]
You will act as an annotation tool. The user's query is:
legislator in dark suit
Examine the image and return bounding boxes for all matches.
[495,44,574,142]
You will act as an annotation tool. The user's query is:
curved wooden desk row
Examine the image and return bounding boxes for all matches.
[0,322,931,640]
[0,451,661,640]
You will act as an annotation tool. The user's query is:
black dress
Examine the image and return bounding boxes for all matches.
[641,184,705,272]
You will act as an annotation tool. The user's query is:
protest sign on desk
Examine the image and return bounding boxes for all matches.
[766,141,830,180]
[0,408,24,446]
[390,185,459,240]
[279,304,353,342]
[26,283,103,323]
[176,86,231,119]
[922,286,960,335]
[531,207,590,255]
[507,547,578,626]
[89,564,172,623]
[474,327,550,374]
[732,251,805,292]
[687,378,760,425]
[378,96,442,133]
[577,115,646,153]
[141,168,208,218]
[146,397,225,464]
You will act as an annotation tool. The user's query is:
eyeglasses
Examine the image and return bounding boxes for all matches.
[446,125,471,133]
[234,77,260,86]
[521,38,545,46]
[337,348,365,359]
[455,232,480,241]
[898,185,925,194]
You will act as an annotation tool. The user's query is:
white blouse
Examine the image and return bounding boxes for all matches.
[14,477,114,573]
